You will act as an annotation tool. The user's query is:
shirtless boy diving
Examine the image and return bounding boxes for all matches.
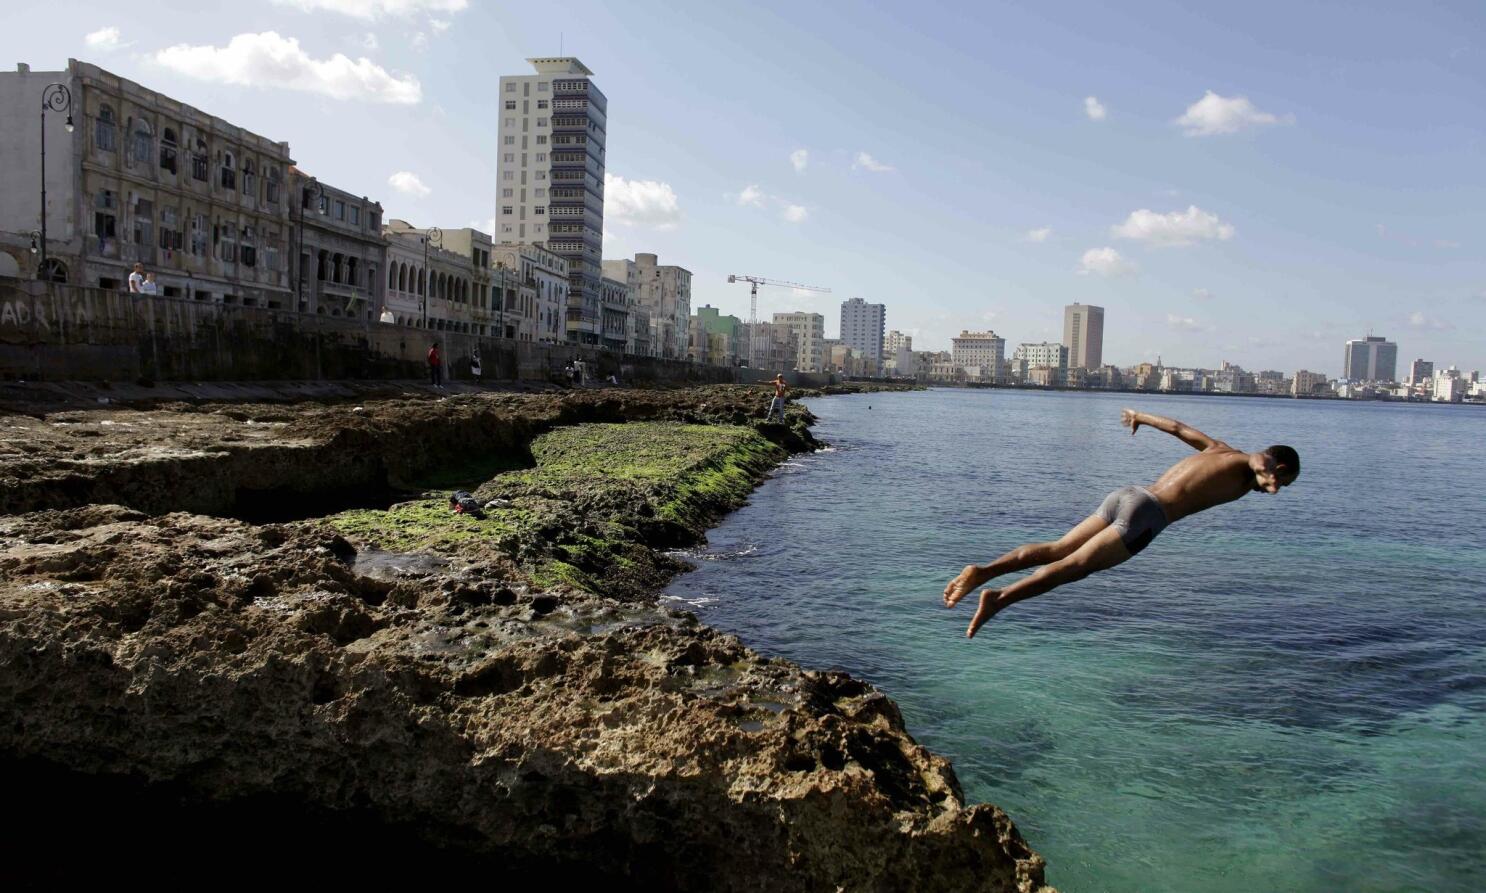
[944,409,1300,638]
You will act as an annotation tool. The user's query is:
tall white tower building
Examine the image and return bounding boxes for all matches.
[839,297,886,365]
[496,58,606,345]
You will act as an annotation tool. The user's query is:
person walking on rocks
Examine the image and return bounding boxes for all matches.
[765,374,788,422]
[428,341,443,387]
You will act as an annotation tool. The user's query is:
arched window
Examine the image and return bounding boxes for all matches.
[388,265,397,289]
[220,151,236,190]
[242,158,257,197]
[95,105,117,152]
[39,258,69,283]
[159,127,178,173]
[331,253,344,284]
[191,136,208,181]
[316,250,329,281]
[346,257,359,287]
[417,267,425,296]
[129,117,153,166]
[398,263,407,292]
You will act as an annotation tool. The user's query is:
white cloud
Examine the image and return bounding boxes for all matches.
[1078,247,1137,277]
[1113,205,1234,247]
[429,18,451,33]
[1025,227,1052,243]
[269,0,468,20]
[782,204,809,224]
[604,174,682,229]
[790,148,809,174]
[852,151,894,172]
[1084,96,1107,121]
[387,170,431,197]
[1192,287,1214,300]
[361,33,379,50]
[1166,314,1209,332]
[980,310,1000,323]
[154,32,421,104]
[735,184,766,208]
[84,27,126,51]
[1408,311,1451,331]
[412,32,429,52]
[1175,90,1289,137]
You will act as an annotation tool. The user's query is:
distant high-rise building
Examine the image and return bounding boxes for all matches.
[1292,369,1330,396]
[1408,358,1434,386]
[1063,303,1104,369]
[497,58,606,345]
[839,298,886,364]
[1343,335,1398,382]
[952,330,1007,381]
[1011,341,1068,381]
[773,312,825,371]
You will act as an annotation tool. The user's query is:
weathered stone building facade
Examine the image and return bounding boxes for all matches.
[0,60,294,306]
[289,169,384,319]
[383,220,496,335]
[492,243,567,344]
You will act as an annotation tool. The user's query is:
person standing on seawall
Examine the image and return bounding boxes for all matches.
[141,272,159,296]
[470,347,482,383]
[428,341,442,388]
[128,262,145,294]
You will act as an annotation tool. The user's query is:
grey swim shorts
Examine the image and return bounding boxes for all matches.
[1095,485,1169,555]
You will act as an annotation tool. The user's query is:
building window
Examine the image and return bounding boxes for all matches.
[369,211,379,230]
[266,167,281,204]
[350,206,359,224]
[505,84,516,93]
[220,151,237,189]
[132,197,154,247]
[535,171,546,180]
[535,153,546,162]
[537,100,548,109]
[504,117,515,127]
[534,207,544,215]
[159,127,178,173]
[159,206,182,251]
[503,171,514,180]
[266,236,280,272]
[504,136,515,145]
[502,188,513,197]
[502,206,513,215]
[536,135,547,144]
[538,81,548,91]
[335,200,346,220]
[128,117,153,166]
[95,105,118,152]
[93,191,117,243]
[535,188,546,197]
[503,153,514,163]
[190,214,207,256]
[191,137,208,181]
[537,118,547,127]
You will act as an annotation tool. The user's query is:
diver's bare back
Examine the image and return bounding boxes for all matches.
[1147,447,1261,522]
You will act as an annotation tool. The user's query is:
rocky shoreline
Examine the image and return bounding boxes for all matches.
[0,384,1052,891]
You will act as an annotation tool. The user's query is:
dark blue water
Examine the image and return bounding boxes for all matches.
[663,389,1486,893]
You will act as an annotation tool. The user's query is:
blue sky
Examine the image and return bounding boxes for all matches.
[7,0,1483,373]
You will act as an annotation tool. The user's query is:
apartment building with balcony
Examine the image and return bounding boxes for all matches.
[289,168,384,319]
[495,58,606,345]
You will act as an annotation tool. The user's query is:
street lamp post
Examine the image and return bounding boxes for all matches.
[421,226,442,328]
[38,83,74,282]
[494,261,506,339]
[296,177,322,308]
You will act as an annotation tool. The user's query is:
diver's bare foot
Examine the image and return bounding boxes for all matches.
[967,589,1003,638]
[943,564,989,608]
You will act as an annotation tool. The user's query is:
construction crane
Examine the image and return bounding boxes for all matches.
[727,275,831,370]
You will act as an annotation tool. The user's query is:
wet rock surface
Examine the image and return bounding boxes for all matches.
[0,384,1050,891]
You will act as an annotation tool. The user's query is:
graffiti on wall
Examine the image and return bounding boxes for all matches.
[0,292,99,337]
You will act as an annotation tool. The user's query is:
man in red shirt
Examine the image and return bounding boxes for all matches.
[428,341,442,387]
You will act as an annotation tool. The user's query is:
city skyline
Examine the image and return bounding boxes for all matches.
[0,2,1482,374]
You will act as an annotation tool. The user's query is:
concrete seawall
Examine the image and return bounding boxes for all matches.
[0,278,731,386]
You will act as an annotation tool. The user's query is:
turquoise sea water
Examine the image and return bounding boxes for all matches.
[662,389,1486,893]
